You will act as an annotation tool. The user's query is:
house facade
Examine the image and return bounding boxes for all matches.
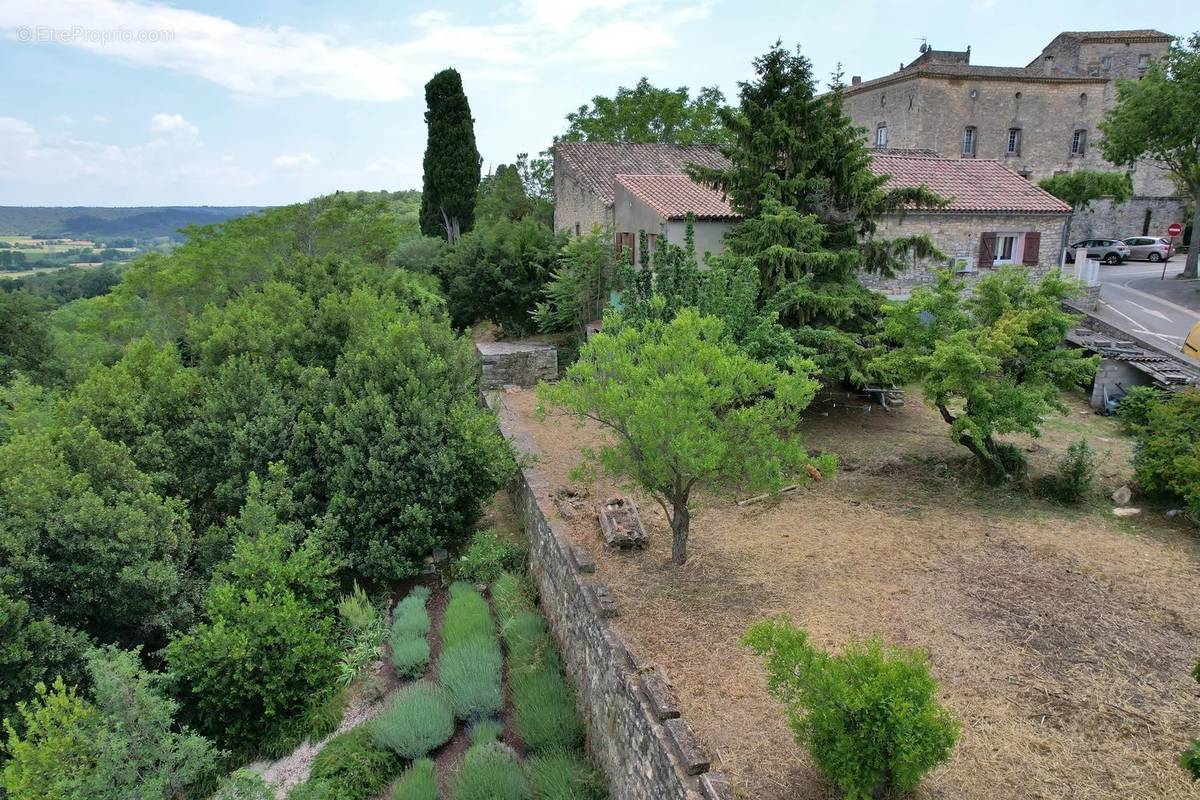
[554,142,1071,295]
[840,30,1184,242]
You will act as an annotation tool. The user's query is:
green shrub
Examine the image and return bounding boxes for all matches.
[441,583,494,650]
[392,589,432,640]
[371,682,455,760]
[744,618,958,800]
[502,612,559,674]
[212,769,274,800]
[309,726,402,800]
[491,572,536,625]
[259,687,347,760]
[1035,439,1098,504]
[440,639,503,720]
[455,529,527,584]
[286,779,339,800]
[392,758,438,800]
[338,583,378,632]
[451,742,531,800]
[1133,388,1200,520]
[527,752,606,800]
[468,718,504,744]
[512,669,585,753]
[1117,385,1166,434]
[391,636,431,680]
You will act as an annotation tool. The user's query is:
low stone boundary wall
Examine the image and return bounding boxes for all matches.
[477,341,557,390]
[487,393,732,800]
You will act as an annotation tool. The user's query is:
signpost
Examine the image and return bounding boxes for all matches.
[1164,222,1184,279]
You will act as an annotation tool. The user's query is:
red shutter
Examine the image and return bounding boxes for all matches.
[615,231,624,256]
[978,233,996,269]
[623,233,636,261]
[1022,231,1041,265]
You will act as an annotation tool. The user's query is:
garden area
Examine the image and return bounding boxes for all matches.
[245,496,606,800]
[507,386,1200,799]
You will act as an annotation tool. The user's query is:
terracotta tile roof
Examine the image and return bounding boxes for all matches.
[868,152,1073,213]
[555,142,730,205]
[615,174,738,220]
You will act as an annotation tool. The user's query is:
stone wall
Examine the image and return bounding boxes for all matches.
[1070,195,1188,241]
[477,342,558,390]
[863,210,1069,293]
[488,394,733,800]
[555,149,613,236]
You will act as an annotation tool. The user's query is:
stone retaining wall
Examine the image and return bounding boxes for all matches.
[477,342,558,390]
[487,393,732,800]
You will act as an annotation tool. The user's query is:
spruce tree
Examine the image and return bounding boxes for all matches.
[420,69,481,243]
[689,43,944,385]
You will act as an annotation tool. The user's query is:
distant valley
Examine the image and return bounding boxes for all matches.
[0,205,263,240]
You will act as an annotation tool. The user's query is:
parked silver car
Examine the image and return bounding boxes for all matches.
[1121,236,1174,262]
[1066,239,1131,264]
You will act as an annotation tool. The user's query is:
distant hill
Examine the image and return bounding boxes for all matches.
[0,206,263,240]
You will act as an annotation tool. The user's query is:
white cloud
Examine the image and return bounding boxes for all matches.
[0,115,262,204]
[54,114,73,124]
[93,115,110,124]
[150,112,198,138]
[0,0,707,101]
[272,151,318,169]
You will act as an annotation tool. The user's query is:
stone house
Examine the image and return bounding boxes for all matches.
[553,142,1072,294]
[612,174,739,264]
[840,29,1185,242]
[553,142,731,236]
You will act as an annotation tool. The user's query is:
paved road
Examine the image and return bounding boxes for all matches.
[1094,260,1200,352]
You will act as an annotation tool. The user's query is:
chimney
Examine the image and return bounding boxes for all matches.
[851,75,861,86]
[965,45,971,64]
[1044,55,1054,75]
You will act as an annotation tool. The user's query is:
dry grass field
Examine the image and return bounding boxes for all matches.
[504,387,1200,800]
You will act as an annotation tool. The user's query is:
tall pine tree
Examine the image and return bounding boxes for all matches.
[420,69,481,243]
[689,43,944,385]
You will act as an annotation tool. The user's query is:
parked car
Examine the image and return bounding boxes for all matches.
[1121,236,1174,262]
[1066,239,1131,264]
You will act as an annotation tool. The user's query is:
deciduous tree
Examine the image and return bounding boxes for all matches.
[1038,170,1133,254]
[876,268,1098,482]
[539,308,832,564]
[560,77,730,145]
[1101,33,1200,277]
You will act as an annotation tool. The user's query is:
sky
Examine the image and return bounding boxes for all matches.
[0,0,1190,206]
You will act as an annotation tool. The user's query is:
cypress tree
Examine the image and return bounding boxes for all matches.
[420,68,481,242]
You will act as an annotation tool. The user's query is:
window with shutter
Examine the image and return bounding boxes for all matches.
[1021,231,1041,265]
[978,232,996,269]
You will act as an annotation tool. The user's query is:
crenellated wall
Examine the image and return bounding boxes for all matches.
[486,393,733,800]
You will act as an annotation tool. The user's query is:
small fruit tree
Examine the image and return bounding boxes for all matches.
[539,308,833,564]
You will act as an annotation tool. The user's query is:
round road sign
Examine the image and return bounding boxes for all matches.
[1168,222,1184,237]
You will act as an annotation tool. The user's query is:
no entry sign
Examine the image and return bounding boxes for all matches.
[1168,222,1184,237]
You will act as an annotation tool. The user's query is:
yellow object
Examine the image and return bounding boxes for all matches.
[1184,322,1200,361]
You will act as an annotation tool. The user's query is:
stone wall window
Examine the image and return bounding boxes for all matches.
[1101,55,1113,70]
[1071,129,1087,157]
[979,231,1040,268]
[875,124,888,148]
[962,126,976,157]
[1138,54,1151,71]
[1006,128,1021,156]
